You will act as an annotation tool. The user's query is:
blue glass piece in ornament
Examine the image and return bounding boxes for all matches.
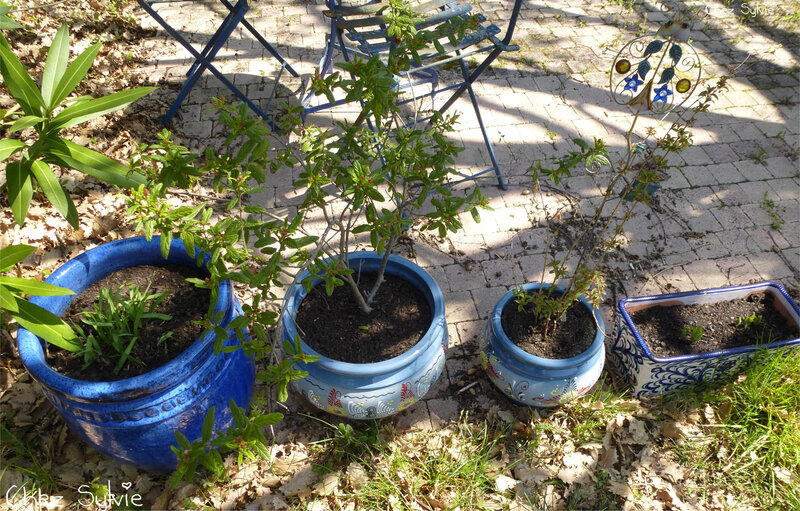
[624,73,644,92]
[634,142,647,154]
[669,43,683,63]
[643,39,664,56]
[658,67,675,84]
[653,83,672,103]
[637,60,651,80]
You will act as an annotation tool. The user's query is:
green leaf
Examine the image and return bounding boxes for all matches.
[229,398,247,428]
[204,449,225,478]
[6,161,33,226]
[9,115,43,133]
[0,244,35,272]
[0,276,74,296]
[0,3,21,30]
[250,412,284,428]
[52,87,156,129]
[0,139,25,162]
[49,41,102,109]
[174,430,191,450]
[42,24,70,110]
[43,138,145,188]
[11,296,80,351]
[0,34,45,115]
[0,286,18,312]
[201,406,215,443]
[30,160,78,228]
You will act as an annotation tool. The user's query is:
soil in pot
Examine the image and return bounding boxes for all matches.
[502,297,596,359]
[295,272,432,364]
[629,293,800,358]
[49,265,210,381]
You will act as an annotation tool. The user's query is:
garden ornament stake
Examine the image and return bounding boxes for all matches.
[610,18,702,115]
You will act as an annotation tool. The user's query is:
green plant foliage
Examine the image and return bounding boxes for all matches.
[0,244,80,351]
[521,73,732,334]
[170,399,284,487]
[677,349,800,508]
[0,2,21,30]
[0,23,154,227]
[71,282,172,373]
[681,324,705,343]
[294,1,488,314]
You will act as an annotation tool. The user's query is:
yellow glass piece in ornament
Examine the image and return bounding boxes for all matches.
[616,59,631,74]
[676,78,691,93]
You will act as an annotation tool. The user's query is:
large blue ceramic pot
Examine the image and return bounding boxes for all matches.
[282,252,448,419]
[610,281,800,397]
[16,236,255,472]
[480,284,605,407]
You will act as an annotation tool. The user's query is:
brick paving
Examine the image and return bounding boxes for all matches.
[134,0,799,424]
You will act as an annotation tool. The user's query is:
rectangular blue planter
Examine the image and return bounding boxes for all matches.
[609,282,800,397]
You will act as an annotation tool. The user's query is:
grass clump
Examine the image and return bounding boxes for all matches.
[349,416,510,509]
[679,348,800,509]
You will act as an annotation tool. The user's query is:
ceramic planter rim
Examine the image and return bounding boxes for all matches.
[492,283,605,369]
[617,280,800,364]
[282,251,445,377]
[16,236,232,403]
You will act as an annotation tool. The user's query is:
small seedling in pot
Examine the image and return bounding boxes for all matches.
[73,282,172,373]
[735,312,764,331]
[681,325,704,343]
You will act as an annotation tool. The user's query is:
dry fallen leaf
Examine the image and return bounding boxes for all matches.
[773,466,798,485]
[279,464,316,498]
[495,474,520,493]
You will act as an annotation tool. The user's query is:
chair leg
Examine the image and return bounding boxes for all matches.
[219,0,300,78]
[138,0,292,128]
[457,58,507,190]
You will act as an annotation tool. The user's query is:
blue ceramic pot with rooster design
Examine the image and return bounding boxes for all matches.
[609,281,800,397]
[282,252,448,419]
[16,236,255,471]
[480,283,605,407]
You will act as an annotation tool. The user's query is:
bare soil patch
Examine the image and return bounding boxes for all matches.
[501,296,596,359]
[296,272,432,364]
[630,293,799,358]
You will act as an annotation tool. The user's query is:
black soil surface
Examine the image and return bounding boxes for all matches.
[630,293,800,358]
[502,297,597,359]
[296,272,432,364]
[50,265,210,381]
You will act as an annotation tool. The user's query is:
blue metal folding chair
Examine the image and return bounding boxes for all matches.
[137,0,300,126]
[303,0,524,189]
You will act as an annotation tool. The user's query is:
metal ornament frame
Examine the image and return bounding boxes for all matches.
[609,20,702,115]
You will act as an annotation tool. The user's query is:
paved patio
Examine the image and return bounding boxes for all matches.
[134,0,799,424]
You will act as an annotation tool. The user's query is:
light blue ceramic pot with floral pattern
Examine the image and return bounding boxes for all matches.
[480,284,605,407]
[282,252,448,419]
[609,281,800,397]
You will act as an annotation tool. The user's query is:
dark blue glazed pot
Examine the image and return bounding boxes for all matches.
[282,252,448,419]
[16,236,255,472]
[610,281,800,397]
[480,284,605,407]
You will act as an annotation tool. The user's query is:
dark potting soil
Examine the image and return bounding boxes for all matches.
[49,265,210,381]
[501,297,597,359]
[629,293,800,358]
[295,272,432,364]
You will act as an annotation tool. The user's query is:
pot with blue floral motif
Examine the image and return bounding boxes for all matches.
[480,283,606,407]
[281,251,448,419]
[609,281,800,398]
